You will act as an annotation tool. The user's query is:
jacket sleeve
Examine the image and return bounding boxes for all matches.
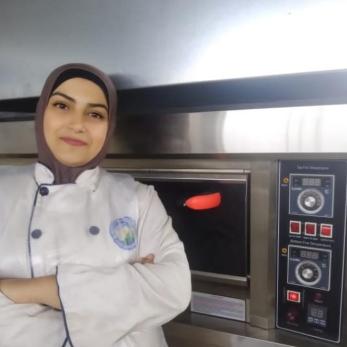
[56,183,192,346]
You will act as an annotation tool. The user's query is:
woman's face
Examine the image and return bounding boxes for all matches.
[43,77,109,167]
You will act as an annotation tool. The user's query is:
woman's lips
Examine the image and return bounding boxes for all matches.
[60,137,87,146]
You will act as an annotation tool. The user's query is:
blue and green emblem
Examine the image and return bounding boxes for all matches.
[109,216,137,250]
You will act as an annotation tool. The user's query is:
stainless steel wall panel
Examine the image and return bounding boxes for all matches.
[0,121,36,154]
[3,104,347,155]
[1,1,347,99]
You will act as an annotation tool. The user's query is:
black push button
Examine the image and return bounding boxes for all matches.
[89,226,100,235]
[31,229,42,239]
[39,186,49,196]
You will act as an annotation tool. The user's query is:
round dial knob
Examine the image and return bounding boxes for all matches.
[297,189,324,214]
[301,267,314,280]
[303,195,316,209]
[295,260,322,287]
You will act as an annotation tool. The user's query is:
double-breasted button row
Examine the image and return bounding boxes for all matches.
[31,226,100,239]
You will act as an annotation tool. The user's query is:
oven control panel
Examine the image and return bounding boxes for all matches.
[289,174,334,217]
[276,160,347,343]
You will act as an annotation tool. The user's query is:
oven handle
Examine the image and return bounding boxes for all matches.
[184,192,221,210]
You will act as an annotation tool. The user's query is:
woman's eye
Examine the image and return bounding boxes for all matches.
[53,102,68,110]
[89,112,105,120]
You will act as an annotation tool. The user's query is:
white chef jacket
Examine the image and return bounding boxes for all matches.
[0,163,191,347]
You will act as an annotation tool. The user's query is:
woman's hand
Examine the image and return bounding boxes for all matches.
[0,276,61,310]
[133,253,155,265]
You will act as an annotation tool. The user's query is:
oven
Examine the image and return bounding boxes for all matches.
[111,169,250,322]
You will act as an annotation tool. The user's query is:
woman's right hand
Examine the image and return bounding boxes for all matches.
[0,276,61,309]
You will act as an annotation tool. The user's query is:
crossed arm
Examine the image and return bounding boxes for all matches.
[0,275,61,309]
[0,254,154,310]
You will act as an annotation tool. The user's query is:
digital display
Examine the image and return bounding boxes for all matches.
[300,250,319,260]
[302,177,321,187]
[307,304,327,326]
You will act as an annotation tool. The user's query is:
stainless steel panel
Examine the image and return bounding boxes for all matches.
[249,161,277,329]
[3,104,347,155]
[164,318,344,347]
[1,1,347,99]
[192,272,248,287]
[164,321,293,347]
[0,121,36,154]
[112,105,347,154]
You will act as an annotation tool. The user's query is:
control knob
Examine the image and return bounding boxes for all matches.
[295,260,322,287]
[297,189,324,214]
[304,196,317,209]
[302,267,314,280]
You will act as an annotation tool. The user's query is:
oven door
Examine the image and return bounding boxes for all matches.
[113,170,249,283]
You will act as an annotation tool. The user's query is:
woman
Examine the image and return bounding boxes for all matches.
[0,63,191,347]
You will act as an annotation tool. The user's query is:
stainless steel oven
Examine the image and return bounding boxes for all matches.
[110,169,250,322]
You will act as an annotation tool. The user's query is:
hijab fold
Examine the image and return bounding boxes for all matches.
[35,63,117,184]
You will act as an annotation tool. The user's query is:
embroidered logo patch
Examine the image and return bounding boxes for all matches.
[109,216,137,250]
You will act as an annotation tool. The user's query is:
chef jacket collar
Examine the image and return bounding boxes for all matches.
[34,162,101,192]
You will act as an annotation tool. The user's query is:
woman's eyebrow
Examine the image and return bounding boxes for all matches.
[51,92,108,111]
[51,92,75,102]
[88,103,108,111]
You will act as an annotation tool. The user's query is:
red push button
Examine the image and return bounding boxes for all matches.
[289,221,301,235]
[320,224,333,238]
[287,290,301,303]
[305,222,317,236]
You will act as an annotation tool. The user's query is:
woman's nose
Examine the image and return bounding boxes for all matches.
[68,112,86,133]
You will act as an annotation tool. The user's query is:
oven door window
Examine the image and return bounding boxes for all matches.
[139,178,248,278]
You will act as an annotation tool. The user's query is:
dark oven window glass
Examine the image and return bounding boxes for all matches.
[138,178,248,277]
